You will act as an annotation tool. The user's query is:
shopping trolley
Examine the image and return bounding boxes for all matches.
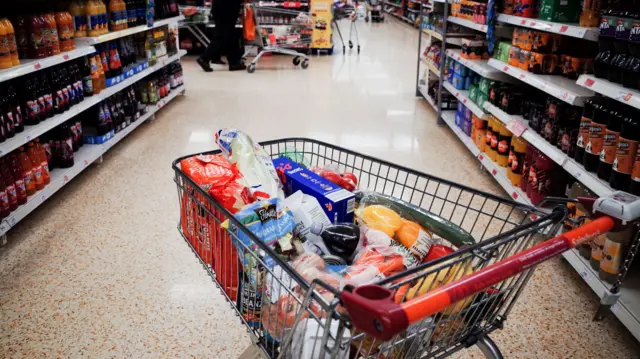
[172,138,640,359]
[246,2,313,73]
[333,2,361,54]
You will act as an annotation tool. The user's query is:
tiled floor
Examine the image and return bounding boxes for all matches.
[1,18,639,358]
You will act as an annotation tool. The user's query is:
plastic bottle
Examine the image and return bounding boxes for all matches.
[45,13,60,56]
[17,147,36,196]
[631,149,640,195]
[109,0,128,31]
[7,83,23,133]
[309,222,361,263]
[21,77,38,126]
[27,142,44,191]
[1,91,15,140]
[56,12,75,52]
[108,41,122,77]
[57,124,75,168]
[40,73,53,118]
[99,0,110,34]
[597,108,622,180]
[126,0,137,28]
[12,16,28,59]
[0,19,11,69]
[35,139,50,185]
[86,0,100,37]
[0,175,10,219]
[584,101,609,172]
[8,154,27,205]
[1,158,18,211]
[70,0,88,38]
[1,19,19,66]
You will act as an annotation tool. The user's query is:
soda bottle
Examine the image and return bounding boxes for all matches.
[35,139,50,185]
[95,53,106,90]
[0,158,18,211]
[70,0,88,38]
[27,142,44,191]
[51,68,63,115]
[17,147,36,196]
[40,73,54,118]
[1,18,19,66]
[0,18,12,69]
[9,154,27,205]
[597,109,622,180]
[0,175,10,219]
[28,14,47,59]
[31,76,47,121]
[136,0,146,26]
[1,90,15,139]
[21,77,38,126]
[45,13,61,56]
[57,124,74,168]
[7,83,23,134]
[76,120,83,148]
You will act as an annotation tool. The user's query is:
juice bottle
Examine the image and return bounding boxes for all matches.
[89,54,101,94]
[70,0,88,38]
[584,101,609,172]
[28,15,47,59]
[35,139,50,185]
[27,142,44,191]
[96,54,106,89]
[510,137,527,186]
[17,147,36,196]
[1,19,19,66]
[0,19,11,69]
[87,0,101,37]
[12,16,29,59]
[631,149,640,195]
[98,0,109,34]
[597,109,622,180]
[56,12,75,52]
[57,124,75,168]
[9,154,27,205]
[0,175,10,219]
[109,0,128,31]
[45,13,60,56]
[0,158,18,211]
[599,227,635,283]
[39,14,53,57]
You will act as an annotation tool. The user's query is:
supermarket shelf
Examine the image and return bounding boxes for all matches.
[577,75,640,111]
[0,85,185,237]
[497,14,599,42]
[446,49,511,81]
[483,101,615,197]
[388,11,417,27]
[443,81,487,119]
[384,1,402,8]
[441,111,533,205]
[407,7,421,13]
[562,249,640,342]
[206,23,243,28]
[75,15,185,45]
[0,50,187,158]
[487,59,595,106]
[421,57,441,78]
[422,28,468,46]
[0,47,97,84]
[446,16,488,33]
[418,85,437,111]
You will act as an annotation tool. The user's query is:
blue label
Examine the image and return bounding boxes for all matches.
[128,9,137,22]
[615,18,632,40]
[88,14,100,30]
[600,17,617,38]
[73,15,87,31]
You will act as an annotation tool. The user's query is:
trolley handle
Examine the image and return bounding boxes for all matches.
[340,216,617,341]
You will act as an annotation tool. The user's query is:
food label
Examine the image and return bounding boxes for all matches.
[23,171,33,188]
[498,136,511,156]
[15,179,25,194]
[44,94,53,113]
[88,14,101,31]
[0,34,9,57]
[601,239,623,275]
[600,130,619,164]
[577,116,591,149]
[30,31,44,49]
[390,240,419,269]
[632,148,640,181]
[0,190,8,210]
[591,235,606,261]
[408,229,433,260]
[73,15,87,32]
[613,138,638,175]
[13,106,22,127]
[26,100,39,119]
[6,184,16,202]
[586,122,607,155]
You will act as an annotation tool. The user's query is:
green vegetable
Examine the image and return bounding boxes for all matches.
[355,191,475,248]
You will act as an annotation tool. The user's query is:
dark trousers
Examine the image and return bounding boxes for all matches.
[203,0,243,64]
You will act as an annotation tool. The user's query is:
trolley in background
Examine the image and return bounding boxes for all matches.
[246,2,312,73]
[172,138,640,359]
[333,2,361,54]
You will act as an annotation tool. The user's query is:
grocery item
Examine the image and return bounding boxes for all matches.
[27,142,44,191]
[44,13,61,56]
[584,100,609,172]
[610,116,640,190]
[55,12,75,52]
[17,147,35,196]
[70,0,88,38]
[599,226,635,282]
[359,204,403,237]
[310,165,358,191]
[274,156,354,223]
[0,18,11,69]
[28,14,47,59]
[354,191,475,247]
[216,128,285,200]
[284,190,333,256]
[1,18,18,66]
[597,109,621,180]
[310,222,360,264]
[395,220,434,260]
[590,233,607,270]
[109,0,128,31]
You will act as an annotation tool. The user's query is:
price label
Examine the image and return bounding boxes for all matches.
[615,91,633,102]
[530,21,536,27]
[503,66,509,72]
[84,159,89,165]
[463,99,467,104]
[507,119,527,136]
[491,169,497,176]
[26,135,31,141]
[481,26,487,32]
[63,175,69,182]
[562,92,569,100]
[519,74,525,80]
[584,78,595,87]
[63,54,70,60]
[520,19,527,25]
[559,25,569,33]
[579,270,589,279]
[8,217,16,227]
[512,192,518,199]
[33,63,41,70]
[479,154,484,160]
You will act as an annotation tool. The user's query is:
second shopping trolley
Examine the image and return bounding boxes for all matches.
[246,2,313,73]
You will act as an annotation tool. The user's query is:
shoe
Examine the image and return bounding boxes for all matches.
[211,57,226,65]
[229,63,247,71]
[197,57,213,72]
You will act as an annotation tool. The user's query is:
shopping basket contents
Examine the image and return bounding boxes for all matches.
[245,1,312,73]
[173,133,640,359]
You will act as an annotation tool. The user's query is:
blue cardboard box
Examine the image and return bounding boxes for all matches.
[273,157,355,223]
[84,130,115,144]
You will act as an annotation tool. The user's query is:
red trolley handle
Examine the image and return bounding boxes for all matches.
[341,216,616,341]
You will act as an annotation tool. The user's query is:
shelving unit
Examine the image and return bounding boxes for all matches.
[421,57,441,78]
[417,3,640,341]
[0,17,188,245]
[488,59,595,106]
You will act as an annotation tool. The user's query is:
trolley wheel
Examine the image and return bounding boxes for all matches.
[349,41,353,49]
[247,64,256,73]
[301,59,309,69]
[293,56,301,66]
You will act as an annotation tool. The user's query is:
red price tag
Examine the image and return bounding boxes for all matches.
[625,93,633,102]
[84,159,89,165]
[503,66,509,72]
[455,92,459,97]
[507,119,527,137]
[520,19,527,25]
[479,154,484,160]
[463,99,467,104]
[283,1,301,7]
[584,78,595,87]
[530,21,537,27]
[63,54,69,60]
[63,175,69,182]
[33,63,41,70]
[562,92,569,100]
[512,192,518,199]
[491,169,497,176]
[559,25,569,33]
[519,74,525,79]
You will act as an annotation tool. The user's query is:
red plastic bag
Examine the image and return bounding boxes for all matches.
[244,7,256,41]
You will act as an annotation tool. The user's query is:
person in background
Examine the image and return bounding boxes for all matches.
[197,0,246,72]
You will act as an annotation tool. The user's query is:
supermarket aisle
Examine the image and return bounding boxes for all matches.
[1,18,639,358]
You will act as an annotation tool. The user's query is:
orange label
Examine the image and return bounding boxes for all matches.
[485,128,493,146]
[586,122,607,155]
[632,148,640,181]
[600,130,619,164]
[591,235,606,261]
[613,138,639,175]
[601,239,623,275]
[577,116,592,149]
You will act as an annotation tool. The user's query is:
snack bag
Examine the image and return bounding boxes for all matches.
[180,154,254,214]
[216,128,285,200]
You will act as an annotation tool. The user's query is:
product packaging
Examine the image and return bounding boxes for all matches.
[284,190,333,256]
[273,157,356,223]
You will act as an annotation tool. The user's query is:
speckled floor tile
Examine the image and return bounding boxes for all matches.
[0,17,639,359]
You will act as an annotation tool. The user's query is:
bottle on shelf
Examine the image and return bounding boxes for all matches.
[70,0,88,38]
[44,13,61,56]
[8,154,27,205]
[27,142,44,191]
[0,18,11,69]
[599,226,636,282]
[597,109,622,180]
[575,99,594,164]
[583,100,609,172]
[608,10,631,84]
[108,41,122,77]
[109,0,128,32]
[0,175,10,219]
[82,56,94,97]
[95,53,106,90]
[0,90,15,140]
[7,83,23,134]
[56,12,75,52]
[1,158,18,212]
[17,147,36,196]
[594,7,617,79]
[28,14,47,59]
[98,0,110,35]
[56,123,75,169]
[631,149,640,195]
[12,16,28,60]
[35,139,50,185]
[1,18,19,66]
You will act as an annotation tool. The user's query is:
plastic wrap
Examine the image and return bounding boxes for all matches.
[216,128,285,200]
[310,163,358,191]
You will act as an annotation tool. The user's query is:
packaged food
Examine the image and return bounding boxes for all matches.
[215,128,285,200]
[274,157,355,223]
[538,0,581,23]
[310,164,358,191]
